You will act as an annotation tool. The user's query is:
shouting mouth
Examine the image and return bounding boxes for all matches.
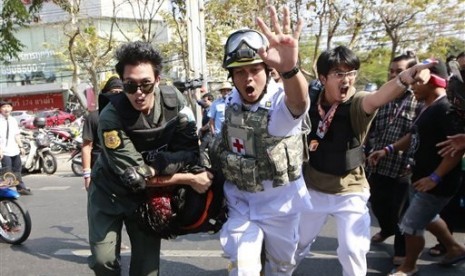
[245,86,255,96]
[340,86,349,98]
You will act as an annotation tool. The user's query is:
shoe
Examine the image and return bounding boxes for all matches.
[393,256,406,266]
[120,242,130,250]
[428,243,447,257]
[371,232,391,243]
[388,268,418,276]
[17,188,32,196]
[439,253,465,266]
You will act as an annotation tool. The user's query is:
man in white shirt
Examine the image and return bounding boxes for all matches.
[0,100,32,195]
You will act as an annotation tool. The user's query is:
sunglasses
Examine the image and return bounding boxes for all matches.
[123,82,155,94]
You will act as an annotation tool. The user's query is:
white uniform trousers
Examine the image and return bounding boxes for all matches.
[295,189,371,276]
[220,212,300,276]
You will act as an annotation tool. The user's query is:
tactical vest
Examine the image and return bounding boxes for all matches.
[100,85,185,157]
[308,96,364,176]
[219,105,306,193]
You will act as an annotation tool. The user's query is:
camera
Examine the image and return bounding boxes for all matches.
[173,76,204,93]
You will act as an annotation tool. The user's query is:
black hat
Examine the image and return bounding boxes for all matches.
[428,59,449,80]
[0,99,12,108]
[101,76,123,93]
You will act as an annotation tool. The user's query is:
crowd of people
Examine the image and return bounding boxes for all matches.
[81,4,464,276]
[3,4,463,276]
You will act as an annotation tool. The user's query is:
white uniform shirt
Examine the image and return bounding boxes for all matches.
[0,115,21,156]
[223,81,312,220]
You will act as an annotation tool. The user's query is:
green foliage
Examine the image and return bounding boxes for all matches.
[357,47,391,87]
[0,0,39,63]
[2,0,463,86]
[427,37,465,60]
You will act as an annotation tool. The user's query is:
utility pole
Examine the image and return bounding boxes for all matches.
[186,0,207,128]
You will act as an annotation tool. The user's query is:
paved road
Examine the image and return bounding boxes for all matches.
[1,153,465,275]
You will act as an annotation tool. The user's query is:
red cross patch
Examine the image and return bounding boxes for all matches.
[231,137,245,155]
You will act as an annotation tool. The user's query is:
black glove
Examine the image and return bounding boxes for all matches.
[122,165,154,193]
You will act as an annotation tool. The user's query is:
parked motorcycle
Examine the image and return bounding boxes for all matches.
[69,138,83,176]
[0,170,32,245]
[21,118,58,174]
[48,126,81,154]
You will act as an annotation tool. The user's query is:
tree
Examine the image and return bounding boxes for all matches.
[113,0,166,42]
[0,0,42,63]
[427,36,465,60]
[45,0,117,109]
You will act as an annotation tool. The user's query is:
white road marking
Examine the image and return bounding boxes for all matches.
[54,249,224,258]
[54,249,389,259]
[37,186,70,190]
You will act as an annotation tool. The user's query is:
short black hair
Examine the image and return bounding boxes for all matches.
[316,46,360,77]
[392,50,418,69]
[115,41,163,79]
[202,93,214,101]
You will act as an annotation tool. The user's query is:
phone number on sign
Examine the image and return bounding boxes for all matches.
[1,63,47,75]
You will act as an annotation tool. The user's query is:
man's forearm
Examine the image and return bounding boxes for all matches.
[434,150,464,178]
[146,172,195,187]
[392,133,412,153]
[81,142,93,170]
[209,119,215,134]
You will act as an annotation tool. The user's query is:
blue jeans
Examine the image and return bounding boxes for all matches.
[1,154,27,190]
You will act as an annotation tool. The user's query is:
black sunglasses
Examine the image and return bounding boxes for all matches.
[123,82,155,94]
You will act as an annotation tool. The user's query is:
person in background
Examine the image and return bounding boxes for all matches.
[81,76,129,251]
[456,51,465,70]
[369,59,465,275]
[209,5,312,275]
[269,67,283,84]
[82,76,123,191]
[431,51,465,257]
[208,81,232,136]
[0,100,32,195]
[198,92,214,151]
[366,52,420,266]
[295,45,436,276]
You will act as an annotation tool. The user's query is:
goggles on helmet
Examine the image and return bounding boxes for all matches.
[223,29,269,69]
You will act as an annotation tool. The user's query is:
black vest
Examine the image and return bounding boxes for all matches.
[99,85,184,155]
[308,96,364,176]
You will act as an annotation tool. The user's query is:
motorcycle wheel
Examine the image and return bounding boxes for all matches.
[71,161,83,176]
[50,143,63,154]
[0,199,32,245]
[41,152,57,174]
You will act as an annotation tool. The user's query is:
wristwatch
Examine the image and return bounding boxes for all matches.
[280,66,300,79]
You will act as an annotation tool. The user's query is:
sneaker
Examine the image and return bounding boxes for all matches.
[18,188,33,196]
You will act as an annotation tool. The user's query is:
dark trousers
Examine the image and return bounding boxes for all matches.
[436,174,465,243]
[1,154,27,190]
[369,173,410,256]
[199,132,212,152]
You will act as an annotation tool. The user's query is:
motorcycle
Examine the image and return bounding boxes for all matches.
[21,128,58,174]
[0,170,32,245]
[69,138,83,176]
[48,127,81,154]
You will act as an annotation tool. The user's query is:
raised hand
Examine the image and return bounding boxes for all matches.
[398,60,438,86]
[256,5,302,73]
